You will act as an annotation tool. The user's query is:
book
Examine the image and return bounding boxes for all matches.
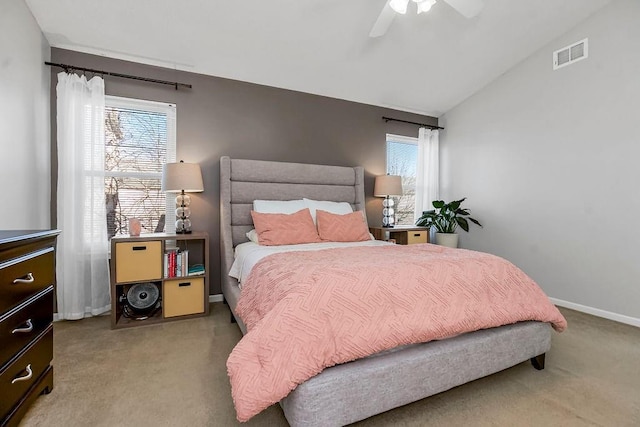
[163,253,168,278]
[182,250,188,277]
[187,264,205,276]
[169,251,177,278]
[176,250,182,277]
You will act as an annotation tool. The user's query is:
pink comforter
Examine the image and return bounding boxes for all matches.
[227,244,567,422]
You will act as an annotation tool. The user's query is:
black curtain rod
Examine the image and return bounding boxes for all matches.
[45,61,192,90]
[382,116,444,130]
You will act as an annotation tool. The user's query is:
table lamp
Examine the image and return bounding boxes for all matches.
[374,175,403,227]
[161,160,204,234]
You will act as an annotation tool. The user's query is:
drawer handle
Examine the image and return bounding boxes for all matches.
[413,233,421,237]
[12,319,34,334]
[178,282,191,287]
[132,246,147,251]
[12,272,34,284]
[11,364,33,384]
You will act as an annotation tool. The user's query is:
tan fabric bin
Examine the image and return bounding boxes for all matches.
[163,278,205,318]
[114,241,162,283]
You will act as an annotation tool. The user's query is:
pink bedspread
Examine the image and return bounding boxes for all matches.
[227,244,567,422]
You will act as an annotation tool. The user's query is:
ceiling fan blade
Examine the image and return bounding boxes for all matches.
[442,0,484,18]
[369,2,396,38]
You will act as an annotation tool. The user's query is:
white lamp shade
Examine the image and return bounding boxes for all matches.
[374,175,403,197]
[389,0,410,14]
[161,161,204,193]
[416,0,436,14]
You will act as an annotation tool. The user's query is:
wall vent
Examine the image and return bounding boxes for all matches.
[553,38,588,70]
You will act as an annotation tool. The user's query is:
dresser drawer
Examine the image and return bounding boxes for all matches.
[0,326,53,419]
[406,231,428,245]
[0,287,53,369]
[115,241,162,283]
[163,278,205,318]
[0,249,55,314]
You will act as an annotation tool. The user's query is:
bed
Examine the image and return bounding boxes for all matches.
[219,156,564,426]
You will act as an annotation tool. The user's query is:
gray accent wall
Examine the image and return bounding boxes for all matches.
[441,0,640,322]
[0,1,51,229]
[50,48,438,294]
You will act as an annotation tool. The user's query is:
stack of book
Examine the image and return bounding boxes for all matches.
[164,249,188,278]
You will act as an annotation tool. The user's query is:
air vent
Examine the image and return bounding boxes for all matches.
[553,38,588,70]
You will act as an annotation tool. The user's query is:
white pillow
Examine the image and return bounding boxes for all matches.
[253,199,306,214]
[303,198,354,224]
[246,229,260,244]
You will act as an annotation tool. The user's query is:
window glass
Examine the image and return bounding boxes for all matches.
[105,96,176,237]
[386,134,418,226]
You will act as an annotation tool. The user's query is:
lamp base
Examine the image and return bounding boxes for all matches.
[175,191,193,234]
[381,196,396,228]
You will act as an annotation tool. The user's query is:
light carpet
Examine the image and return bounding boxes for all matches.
[20,304,640,426]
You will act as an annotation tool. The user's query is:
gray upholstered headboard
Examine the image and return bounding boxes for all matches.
[219,156,366,304]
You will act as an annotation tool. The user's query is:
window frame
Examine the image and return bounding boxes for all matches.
[104,95,177,236]
[385,134,419,226]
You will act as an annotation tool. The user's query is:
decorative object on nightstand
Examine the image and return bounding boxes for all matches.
[128,218,141,236]
[374,175,403,227]
[415,198,482,248]
[162,160,204,234]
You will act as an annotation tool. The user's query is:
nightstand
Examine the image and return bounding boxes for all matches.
[369,226,430,245]
[109,232,209,329]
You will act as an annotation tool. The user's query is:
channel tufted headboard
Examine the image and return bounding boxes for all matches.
[219,156,366,319]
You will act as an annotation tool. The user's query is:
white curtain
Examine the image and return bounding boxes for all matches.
[414,127,440,222]
[56,72,111,320]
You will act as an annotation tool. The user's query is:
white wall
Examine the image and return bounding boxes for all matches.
[0,0,51,229]
[441,0,640,323]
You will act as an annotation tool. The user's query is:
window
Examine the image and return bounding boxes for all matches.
[104,96,176,238]
[386,134,418,226]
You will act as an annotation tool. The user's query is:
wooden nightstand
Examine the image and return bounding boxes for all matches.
[110,232,209,329]
[369,226,430,245]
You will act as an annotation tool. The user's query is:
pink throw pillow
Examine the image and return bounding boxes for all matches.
[316,210,371,242]
[251,209,321,246]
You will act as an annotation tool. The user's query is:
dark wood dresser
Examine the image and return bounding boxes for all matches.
[0,230,60,426]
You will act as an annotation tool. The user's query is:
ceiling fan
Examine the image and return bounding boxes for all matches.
[369,0,485,38]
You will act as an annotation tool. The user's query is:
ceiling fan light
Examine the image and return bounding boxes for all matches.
[416,0,437,14]
[389,0,410,14]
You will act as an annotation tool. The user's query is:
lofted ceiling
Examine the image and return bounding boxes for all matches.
[25,0,611,117]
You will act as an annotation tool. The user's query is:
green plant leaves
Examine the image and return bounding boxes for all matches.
[415,197,482,233]
[468,217,482,227]
[456,217,469,232]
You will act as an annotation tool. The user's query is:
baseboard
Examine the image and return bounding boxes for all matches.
[550,297,640,328]
[209,294,224,303]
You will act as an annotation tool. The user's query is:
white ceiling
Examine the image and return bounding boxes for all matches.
[26,0,611,117]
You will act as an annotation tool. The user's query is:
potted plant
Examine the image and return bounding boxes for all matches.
[415,198,482,248]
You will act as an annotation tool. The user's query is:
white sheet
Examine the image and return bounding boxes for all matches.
[229,240,391,284]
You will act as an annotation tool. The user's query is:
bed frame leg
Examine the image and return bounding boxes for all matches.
[222,297,237,323]
[530,353,545,370]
